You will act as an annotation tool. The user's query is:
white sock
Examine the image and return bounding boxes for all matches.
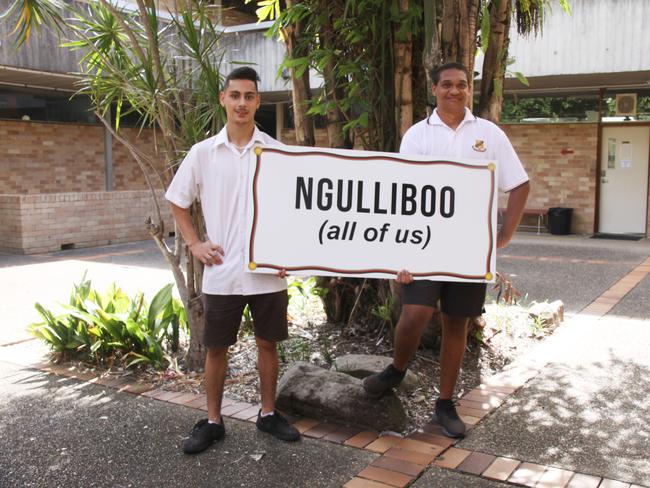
[260,410,275,418]
[208,419,221,425]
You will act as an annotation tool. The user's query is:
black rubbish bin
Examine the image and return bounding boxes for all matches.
[548,207,573,235]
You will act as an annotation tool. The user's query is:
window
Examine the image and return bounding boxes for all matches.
[0,89,96,124]
[500,95,600,123]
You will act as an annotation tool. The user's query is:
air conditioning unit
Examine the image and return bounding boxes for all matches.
[615,93,637,116]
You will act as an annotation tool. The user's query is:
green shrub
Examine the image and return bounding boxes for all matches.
[29,276,187,369]
[278,337,313,363]
[287,276,321,301]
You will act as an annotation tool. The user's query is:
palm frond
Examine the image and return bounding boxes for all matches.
[1,0,64,47]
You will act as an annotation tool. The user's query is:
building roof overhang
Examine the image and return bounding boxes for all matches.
[0,66,79,93]
[492,70,650,97]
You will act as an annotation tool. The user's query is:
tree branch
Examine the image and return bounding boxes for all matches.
[96,111,167,238]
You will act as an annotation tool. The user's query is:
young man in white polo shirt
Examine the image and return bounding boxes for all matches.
[363,62,530,438]
[166,67,299,454]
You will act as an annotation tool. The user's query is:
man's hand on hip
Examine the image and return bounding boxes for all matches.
[189,241,224,266]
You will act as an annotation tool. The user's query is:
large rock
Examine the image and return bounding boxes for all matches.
[332,354,419,393]
[528,300,564,329]
[276,362,407,432]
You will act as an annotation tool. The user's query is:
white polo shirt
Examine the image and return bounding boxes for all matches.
[400,108,529,192]
[165,126,287,296]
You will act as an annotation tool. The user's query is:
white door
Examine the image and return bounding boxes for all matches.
[599,126,650,234]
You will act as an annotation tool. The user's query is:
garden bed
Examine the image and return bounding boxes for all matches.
[60,290,560,433]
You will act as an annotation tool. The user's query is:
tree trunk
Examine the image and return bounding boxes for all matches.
[478,0,513,121]
[182,202,207,370]
[394,0,413,141]
[98,112,207,371]
[319,2,351,149]
[185,294,206,370]
[441,0,481,108]
[317,277,393,331]
[284,0,315,147]
[323,66,350,148]
[422,0,441,109]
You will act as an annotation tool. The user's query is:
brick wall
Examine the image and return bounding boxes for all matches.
[112,127,159,190]
[0,119,158,194]
[0,120,105,194]
[0,119,603,252]
[0,190,173,254]
[501,123,598,235]
[0,195,22,252]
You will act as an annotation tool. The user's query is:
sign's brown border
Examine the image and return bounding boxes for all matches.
[249,147,496,281]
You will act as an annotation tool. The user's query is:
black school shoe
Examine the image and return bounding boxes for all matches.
[182,418,225,454]
[362,364,406,398]
[433,399,466,438]
[256,410,300,441]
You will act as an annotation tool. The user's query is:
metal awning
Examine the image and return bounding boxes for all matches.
[500,70,650,97]
[0,66,79,93]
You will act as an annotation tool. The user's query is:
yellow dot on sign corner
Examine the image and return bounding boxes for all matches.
[487,163,496,172]
[254,146,263,156]
[485,272,493,281]
[248,262,257,271]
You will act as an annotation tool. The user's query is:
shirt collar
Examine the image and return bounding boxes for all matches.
[213,125,265,149]
[428,107,476,129]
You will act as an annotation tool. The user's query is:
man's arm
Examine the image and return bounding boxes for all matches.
[170,203,224,266]
[497,181,530,249]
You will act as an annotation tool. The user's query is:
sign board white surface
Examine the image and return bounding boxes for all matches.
[246,145,498,282]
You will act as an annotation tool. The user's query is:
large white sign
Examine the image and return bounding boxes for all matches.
[245,145,498,282]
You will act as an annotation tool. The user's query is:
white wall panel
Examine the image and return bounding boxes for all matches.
[506,0,650,77]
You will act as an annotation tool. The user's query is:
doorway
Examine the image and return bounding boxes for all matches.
[599,126,650,235]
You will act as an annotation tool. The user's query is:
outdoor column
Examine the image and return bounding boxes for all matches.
[104,108,113,191]
[276,102,284,142]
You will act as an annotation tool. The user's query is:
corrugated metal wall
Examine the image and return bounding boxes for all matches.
[507,0,650,76]
[0,0,82,74]
[0,0,292,93]
[5,0,646,91]
[220,30,291,93]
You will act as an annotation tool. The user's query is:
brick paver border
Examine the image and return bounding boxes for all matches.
[10,257,650,487]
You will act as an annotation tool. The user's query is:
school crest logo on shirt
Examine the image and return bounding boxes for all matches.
[472,140,486,152]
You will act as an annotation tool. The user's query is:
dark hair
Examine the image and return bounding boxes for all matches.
[431,62,470,85]
[223,66,260,91]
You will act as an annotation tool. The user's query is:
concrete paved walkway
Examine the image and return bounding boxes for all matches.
[1,234,649,487]
[0,360,375,488]
[458,313,650,487]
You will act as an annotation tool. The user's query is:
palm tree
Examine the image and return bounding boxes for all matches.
[2,0,230,370]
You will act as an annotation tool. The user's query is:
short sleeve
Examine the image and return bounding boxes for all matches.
[262,132,284,148]
[399,125,424,155]
[165,146,200,209]
[494,128,529,192]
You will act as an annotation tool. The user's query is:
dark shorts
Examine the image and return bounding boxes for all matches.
[202,290,288,348]
[401,280,487,317]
